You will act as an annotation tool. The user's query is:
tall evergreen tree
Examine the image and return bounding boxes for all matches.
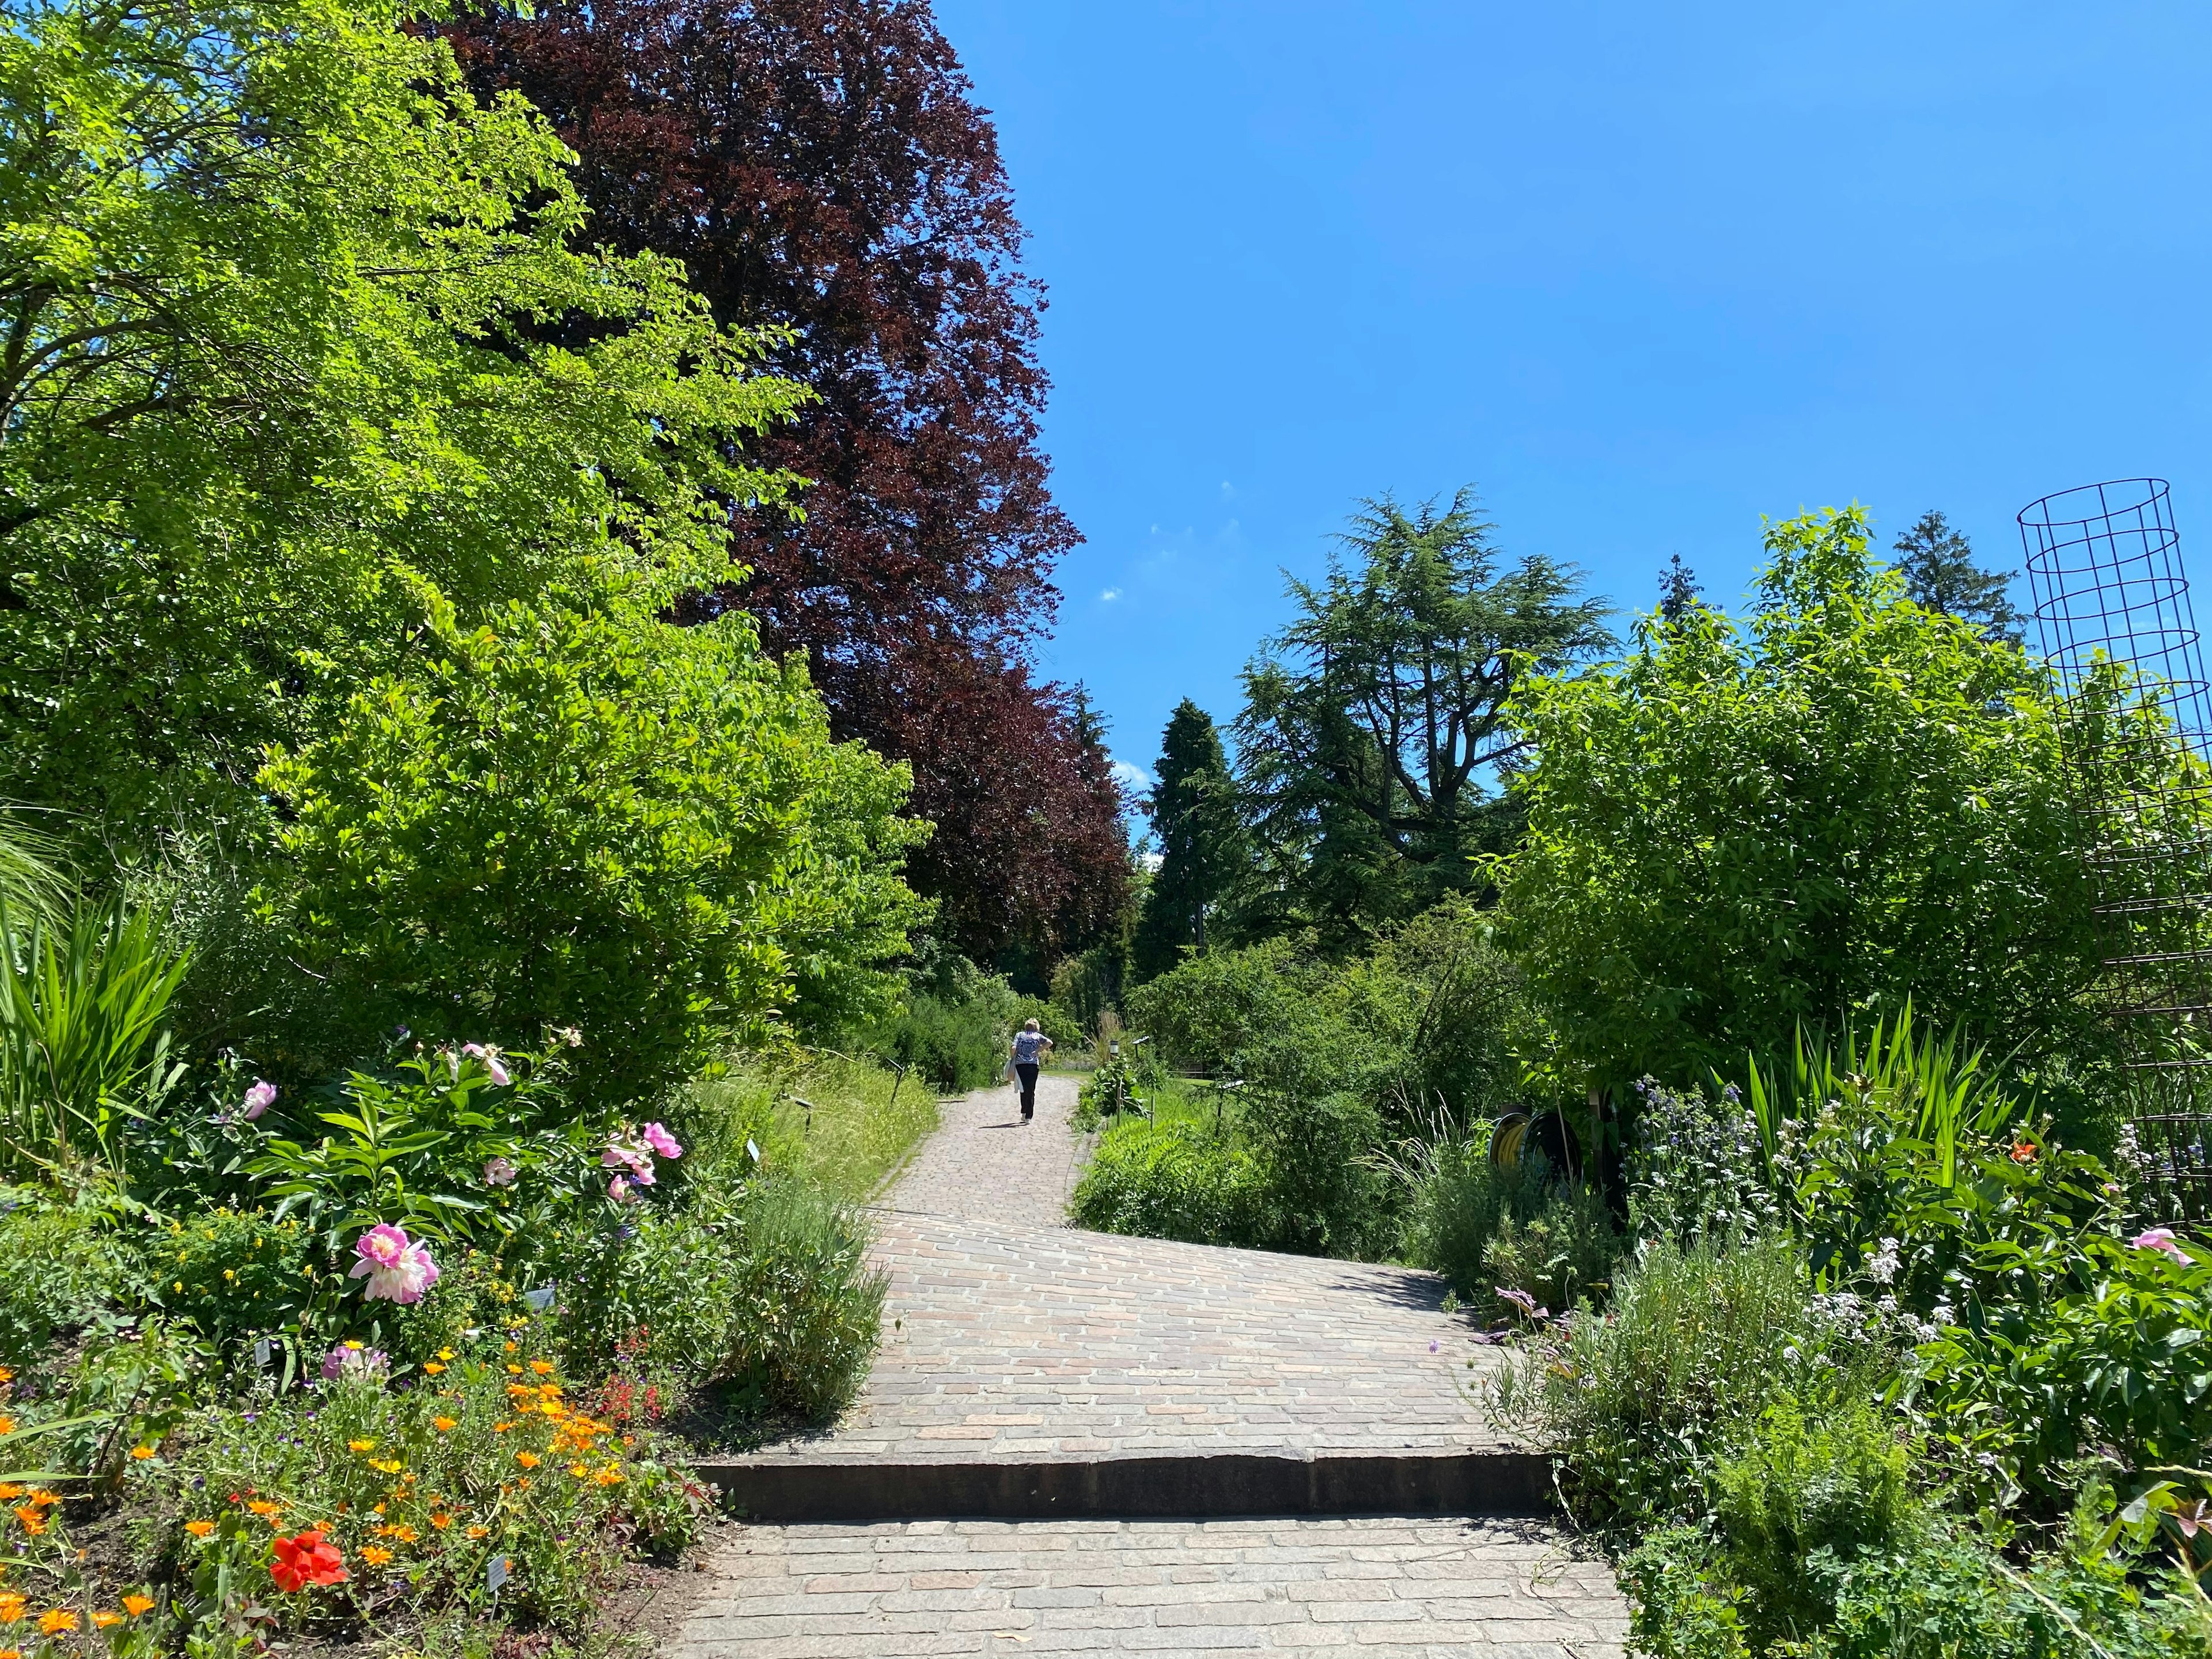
[1131,701,1245,980]
[1658,554,1703,622]
[1893,509,2025,645]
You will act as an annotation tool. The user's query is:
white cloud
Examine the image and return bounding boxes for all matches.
[1100,586,1122,601]
[1110,759,1154,791]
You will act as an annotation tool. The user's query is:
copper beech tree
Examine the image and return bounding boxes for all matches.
[440,0,1128,965]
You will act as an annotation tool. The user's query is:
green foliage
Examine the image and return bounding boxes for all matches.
[132,1210,316,1358]
[1498,505,2099,1089]
[555,1173,882,1425]
[1233,491,1613,937]
[681,1050,938,1204]
[1131,699,1246,979]
[1627,1079,1791,1246]
[1490,1233,1851,1529]
[0,1188,130,1374]
[260,588,926,1106]
[159,1353,710,1637]
[0,893,190,1180]
[1709,1394,1921,1640]
[1069,1118,1268,1247]
[0,0,810,850]
[1480,1181,1623,1317]
[1895,509,2025,646]
[868,947,1020,1094]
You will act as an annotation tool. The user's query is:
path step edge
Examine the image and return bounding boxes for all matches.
[695,1449,1551,1523]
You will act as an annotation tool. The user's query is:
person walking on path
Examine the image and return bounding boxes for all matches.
[1008,1019,1053,1122]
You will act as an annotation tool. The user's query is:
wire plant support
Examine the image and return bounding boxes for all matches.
[2022,478,2212,1214]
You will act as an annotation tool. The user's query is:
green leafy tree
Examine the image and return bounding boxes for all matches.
[1131,700,1245,980]
[0,0,807,842]
[258,578,928,1105]
[1497,506,2099,1088]
[1893,510,2025,645]
[1234,491,1613,938]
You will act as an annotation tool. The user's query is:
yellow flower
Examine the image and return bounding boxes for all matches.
[130,1445,156,1460]
[505,1364,522,1376]
[361,1546,393,1567]
[92,1611,122,1628]
[466,1525,488,1540]
[432,1418,457,1433]
[349,1440,376,1454]
[567,1463,589,1479]
[369,1459,404,1475]
[122,1594,154,1617]
[183,1521,215,1539]
[513,1452,540,1469]
[593,1467,625,1487]
[438,1348,454,1361]
[37,1610,76,1635]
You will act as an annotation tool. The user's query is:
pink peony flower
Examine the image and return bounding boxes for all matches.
[482,1156,519,1187]
[641,1122,683,1161]
[462,1043,511,1087]
[242,1079,277,1120]
[2133,1228,2194,1264]
[348,1224,440,1304]
[608,1175,634,1202]
[601,1134,655,1183]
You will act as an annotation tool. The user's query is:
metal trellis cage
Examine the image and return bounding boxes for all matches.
[2021,478,2212,1214]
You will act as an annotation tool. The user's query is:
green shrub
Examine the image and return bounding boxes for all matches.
[1070,1119,1268,1247]
[1490,1234,1844,1528]
[133,1208,316,1358]
[1243,1089,1393,1257]
[1010,994,1082,1050]
[1482,1181,1622,1316]
[869,946,1019,1093]
[1711,1393,1921,1641]
[681,1050,937,1203]
[1404,1135,1620,1310]
[0,1190,130,1374]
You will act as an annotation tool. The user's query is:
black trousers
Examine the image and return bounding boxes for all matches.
[1016,1062,1040,1118]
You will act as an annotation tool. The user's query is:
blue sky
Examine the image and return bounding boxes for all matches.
[932,2,2212,791]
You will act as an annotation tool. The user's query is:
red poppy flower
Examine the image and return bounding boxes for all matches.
[270,1530,347,1592]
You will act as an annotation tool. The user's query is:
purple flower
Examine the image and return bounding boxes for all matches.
[242,1079,277,1120]
[320,1343,389,1382]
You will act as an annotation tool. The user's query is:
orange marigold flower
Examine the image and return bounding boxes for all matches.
[0,1367,13,1382]
[529,1360,555,1376]
[0,1592,24,1621]
[37,1609,77,1634]
[466,1525,488,1540]
[0,1647,18,1658]
[12,1509,44,1538]
[514,1452,540,1469]
[122,1594,155,1617]
[183,1521,216,1539]
[130,1445,156,1460]
[429,1513,452,1530]
[422,1362,446,1375]
[432,1418,457,1433]
[492,1422,513,1434]
[92,1611,122,1628]
[360,1546,393,1567]
[24,1491,55,1508]
[0,1486,20,1502]
[348,1440,376,1454]
[593,1467,624,1487]
[245,1500,281,1518]
[0,1419,15,1437]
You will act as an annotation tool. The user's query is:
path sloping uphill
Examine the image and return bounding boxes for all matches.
[667,1073,1630,1657]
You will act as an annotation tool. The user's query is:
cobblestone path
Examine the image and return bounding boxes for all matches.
[665,1073,1629,1656]
[675,1517,1630,1657]
[874,1071,1092,1229]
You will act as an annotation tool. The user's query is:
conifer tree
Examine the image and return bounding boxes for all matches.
[1131,701,1246,981]
[1893,510,2025,645]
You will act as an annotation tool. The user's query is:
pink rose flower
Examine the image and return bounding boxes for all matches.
[641,1122,683,1161]
[349,1224,440,1304]
[483,1156,519,1187]
[608,1174,634,1202]
[462,1043,511,1087]
[601,1134,655,1183]
[242,1079,277,1120]
[2133,1227,2194,1264]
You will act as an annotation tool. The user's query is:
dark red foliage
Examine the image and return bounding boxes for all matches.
[439,0,1124,961]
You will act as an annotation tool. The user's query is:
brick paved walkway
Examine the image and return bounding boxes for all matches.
[875,1072,1092,1229]
[668,1516,1627,1657]
[666,1067,1632,1653]
[741,1209,1515,1463]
